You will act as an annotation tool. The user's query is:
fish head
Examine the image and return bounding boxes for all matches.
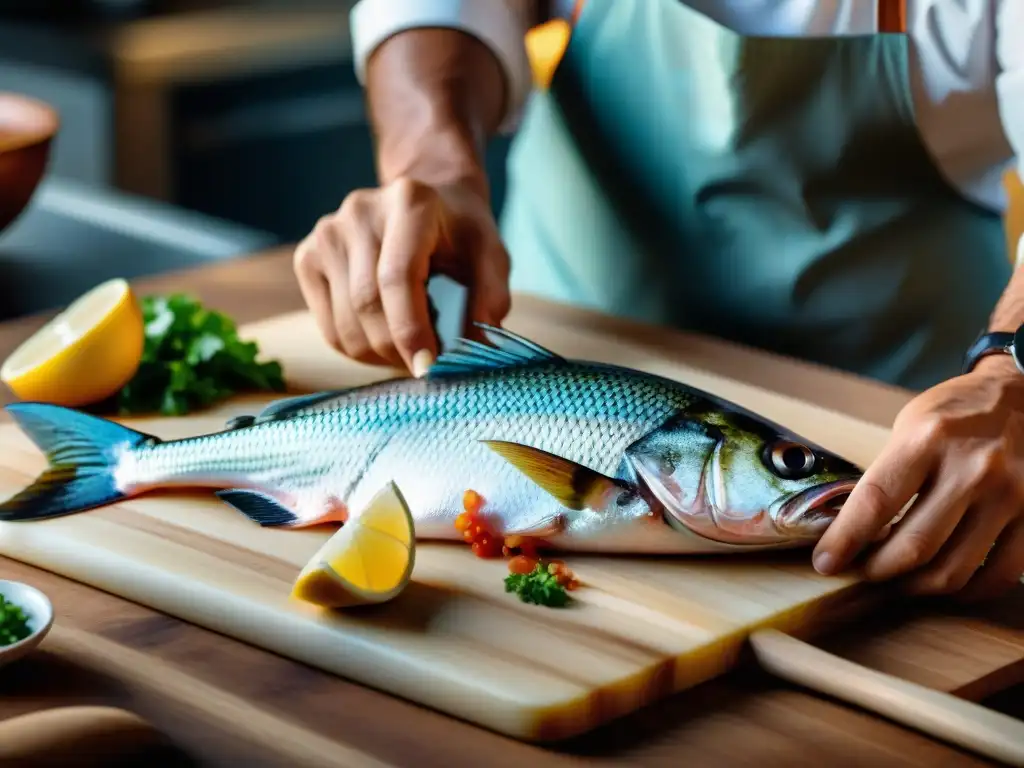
[625,408,862,546]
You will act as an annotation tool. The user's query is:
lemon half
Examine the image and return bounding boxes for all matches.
[1,278,144,407]
[291,482,416,609]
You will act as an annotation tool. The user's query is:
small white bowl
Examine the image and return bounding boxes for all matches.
[0,580,54,668]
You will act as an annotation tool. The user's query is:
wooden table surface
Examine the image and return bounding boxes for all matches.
[1,246,1023,767]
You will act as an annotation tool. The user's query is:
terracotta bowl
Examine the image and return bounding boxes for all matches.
[0,93,59,233]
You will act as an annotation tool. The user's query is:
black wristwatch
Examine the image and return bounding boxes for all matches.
[962,325,1024,375]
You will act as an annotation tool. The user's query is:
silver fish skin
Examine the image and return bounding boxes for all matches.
[0,325,862,554]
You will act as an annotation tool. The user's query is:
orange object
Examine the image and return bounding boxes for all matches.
[456,488,553,561]
[506,553,580,589]
[471,536,503,558]
[524,19,572,90]
[508,555,540,574]
[878,0,907,33]
[462,489,482,511]
[518,538,538,558]
[457,489,506,557]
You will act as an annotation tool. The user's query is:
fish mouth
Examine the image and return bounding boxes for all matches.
[776,478,858,537]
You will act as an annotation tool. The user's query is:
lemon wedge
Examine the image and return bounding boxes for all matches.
[291,482,416,609]
[1,278,144,407]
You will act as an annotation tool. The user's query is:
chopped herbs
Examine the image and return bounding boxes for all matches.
[504,563,572,608]
[116,294,286,416]
[0,594,32,647]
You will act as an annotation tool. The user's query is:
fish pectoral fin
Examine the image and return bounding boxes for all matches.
[216,489,301,527]
[481,440,623,511]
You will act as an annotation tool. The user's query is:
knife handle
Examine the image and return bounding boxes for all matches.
[749,629,1024,766]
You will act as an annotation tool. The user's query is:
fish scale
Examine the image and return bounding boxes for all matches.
[0,324,863,554]
[116,362,689,539]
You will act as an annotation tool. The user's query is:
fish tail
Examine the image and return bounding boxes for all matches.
[0,402,158,522]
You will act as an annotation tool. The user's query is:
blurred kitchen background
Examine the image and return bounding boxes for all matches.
[0,0,512,321]
[1,0,1022,325]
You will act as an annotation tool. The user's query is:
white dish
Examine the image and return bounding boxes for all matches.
[0,579,54,667]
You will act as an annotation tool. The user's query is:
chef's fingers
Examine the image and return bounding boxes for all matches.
[898,494,1014,596]
[813,435,934,575]
[345,215,403,369]
[317,225,387,366]
[378,180,442,377]
[959,518,1024,602]
[466,242,512,337]
[293,231,340,352]
[860,467,975,582]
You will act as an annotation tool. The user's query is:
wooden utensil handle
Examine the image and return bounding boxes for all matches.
[0,706,171,767]
[42,625,392,768]
[749,629,1024,766]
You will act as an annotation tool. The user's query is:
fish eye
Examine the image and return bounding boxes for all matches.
[764,440,817,479]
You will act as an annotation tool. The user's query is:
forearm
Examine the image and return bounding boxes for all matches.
[989,235,1024,332]
[992,2,1024,331]
[366,28,508,198]
[356,0,543,200]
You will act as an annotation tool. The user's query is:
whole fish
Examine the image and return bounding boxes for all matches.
[0,325,862,553]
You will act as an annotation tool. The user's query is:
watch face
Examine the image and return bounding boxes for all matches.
[1014,326,1024,374]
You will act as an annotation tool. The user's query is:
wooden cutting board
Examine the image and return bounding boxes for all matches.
[0,307,896,742]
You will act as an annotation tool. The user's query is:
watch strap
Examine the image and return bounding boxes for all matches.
[962,331,1016,375]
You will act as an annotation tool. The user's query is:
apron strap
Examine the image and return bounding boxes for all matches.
[526,0,907,88]
[877,0,907,33]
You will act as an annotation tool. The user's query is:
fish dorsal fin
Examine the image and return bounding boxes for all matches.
[251,390,351,424]
[427,324,564,379]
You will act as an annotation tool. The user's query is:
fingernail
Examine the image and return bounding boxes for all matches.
[411,349,435,378]
[813,551,835,575]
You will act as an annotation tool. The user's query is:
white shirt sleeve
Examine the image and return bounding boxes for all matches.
[349,0,536,134]
[995,0,1024,266]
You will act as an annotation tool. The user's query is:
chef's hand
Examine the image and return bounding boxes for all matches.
[812,357,1024,601]
[293,178,511,376]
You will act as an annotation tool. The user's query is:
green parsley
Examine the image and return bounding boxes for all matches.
[116,294,286,417]
[0,594,33,647]
[504,564,572,608]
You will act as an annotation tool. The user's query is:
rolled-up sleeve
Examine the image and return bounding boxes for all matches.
[996,0,1024,265]
[350,0,536,133]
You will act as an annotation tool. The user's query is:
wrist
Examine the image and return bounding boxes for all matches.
[972,353,1021,381]
[377,122,489,200]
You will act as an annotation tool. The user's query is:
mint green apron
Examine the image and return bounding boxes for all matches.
[499,0,1010,391]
